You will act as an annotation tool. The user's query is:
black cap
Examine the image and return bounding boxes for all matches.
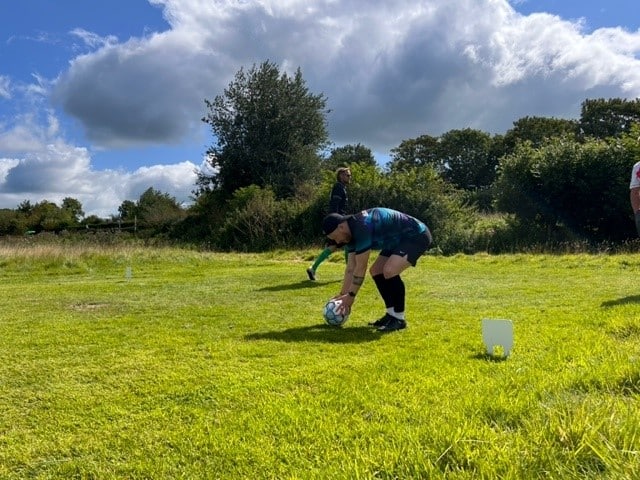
[322,213,348,235]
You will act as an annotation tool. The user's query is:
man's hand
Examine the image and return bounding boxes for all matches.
[334,293,354,314]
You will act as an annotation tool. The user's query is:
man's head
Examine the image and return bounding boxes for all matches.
[322,213,352,244]
[336,167,352,185]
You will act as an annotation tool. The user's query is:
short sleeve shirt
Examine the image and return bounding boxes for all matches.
[345,208,428,255]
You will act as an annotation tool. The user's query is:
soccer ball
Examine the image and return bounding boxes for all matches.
[323,298,349,326]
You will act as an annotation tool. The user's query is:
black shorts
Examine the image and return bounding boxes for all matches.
[380,230,432,266]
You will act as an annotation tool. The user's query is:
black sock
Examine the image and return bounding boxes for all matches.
[386,275,405,314]
[372,273,393,308]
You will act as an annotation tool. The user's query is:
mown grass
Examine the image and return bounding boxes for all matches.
[0,243,639,479]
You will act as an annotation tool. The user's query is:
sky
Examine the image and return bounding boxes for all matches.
[1,0,639,218]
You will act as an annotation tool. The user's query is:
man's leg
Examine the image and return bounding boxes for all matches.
[307,246,334,280]
[385,274,406,319]
[374,255,411,331]
[368,272,395,326]
[368,254,396,327]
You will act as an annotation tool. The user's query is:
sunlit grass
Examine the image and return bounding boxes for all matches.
[0,244,639,478]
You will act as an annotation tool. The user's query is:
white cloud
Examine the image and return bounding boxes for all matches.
[4,0,640,216]
[50,0,640,152]
[0,114,197,217]
[0,76,10,99]
[125,161,198,209]
[52,32,210,147]
[0,158,20,183]
[0,113,53,153]
[69,28,118,49]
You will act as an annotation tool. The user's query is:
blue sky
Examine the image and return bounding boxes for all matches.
[514,0,639,32]
[1,0,639,217]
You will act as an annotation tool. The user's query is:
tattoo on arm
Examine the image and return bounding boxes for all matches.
[352,275,365,286]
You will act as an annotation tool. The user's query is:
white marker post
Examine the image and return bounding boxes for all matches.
[482,319,513,358]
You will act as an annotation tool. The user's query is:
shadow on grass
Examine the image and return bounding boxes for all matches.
[470,352,509,363]
[245,324,381,344]
[601,295,640,308]
[258,280,340,292]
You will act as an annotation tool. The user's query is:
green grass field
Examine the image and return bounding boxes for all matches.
[1,243,639,479]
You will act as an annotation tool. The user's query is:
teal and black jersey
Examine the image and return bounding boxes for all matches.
[345,208,429,255]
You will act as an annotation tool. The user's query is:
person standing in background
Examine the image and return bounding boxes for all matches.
[306,167,352,281]
[629,161,640,235]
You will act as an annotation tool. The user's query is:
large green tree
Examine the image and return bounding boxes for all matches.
[199,61,330,199]
[502,116,578,153]
[323,143,376,171]
[388,134,441,172]
[61,197,84,223]
[389,129,498,190]
[437,128,497,190]
[27,200,75,232]
[136,188,185,227]
[117,200,138,221]
[579,98,640,139]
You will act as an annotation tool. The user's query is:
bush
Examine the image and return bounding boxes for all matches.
[175,164,482,254]
[494,137,636,244]
[215,186,311,251]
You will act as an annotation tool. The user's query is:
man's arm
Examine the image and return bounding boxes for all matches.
[631,187,640,213]
[631,187,640,236]
[339,251,356,295]
[336,250,370,312]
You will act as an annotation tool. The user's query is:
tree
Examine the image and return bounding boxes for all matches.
[323,143,376,171]
[0,209,25,235]
[118,200,138,221]
[437,129,496,190]
[17,200,33,214]
[136,187,185,227]
[388,134,441,172]
[389,129,497,190]
[27,200,74,232]
[61,197,84,223]
[579,98,640,139]
[620,122,640,158]
[200,61,330,199]
[503,116,578,153]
